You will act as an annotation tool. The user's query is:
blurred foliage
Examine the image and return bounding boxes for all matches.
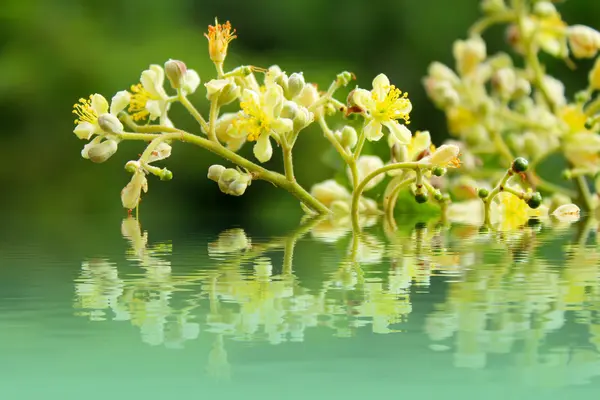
[1,0,599,220]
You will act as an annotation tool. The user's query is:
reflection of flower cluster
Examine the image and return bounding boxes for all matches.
[424,221,600,385]
[74,218,200,348]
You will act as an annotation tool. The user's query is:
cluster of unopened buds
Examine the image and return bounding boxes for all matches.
[72,6,592,230]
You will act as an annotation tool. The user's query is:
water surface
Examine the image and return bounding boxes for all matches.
[1,214,599,399]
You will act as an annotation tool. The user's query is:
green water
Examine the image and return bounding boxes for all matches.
[2,214,600,399]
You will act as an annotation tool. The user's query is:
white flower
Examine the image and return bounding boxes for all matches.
[351,74,412,142]
[567,25,600,59]
[231,87,293,163]
[350,156,385,191]
[73,92,129,140]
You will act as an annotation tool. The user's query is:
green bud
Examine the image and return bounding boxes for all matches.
[432,166,446,177]
[415,192,429,204]
[281,101,299,119]
[293,106,313,131]
[526,192,543,209]
[125,160,139,174]
[207,164,226,182]
[433,190,444,202]
[336,71,354,87]
[511,157,529,173]
[562,169,573,180]
[287,73,305,98]
[340,126,358,149]
[477,188,489,198]
[575,90,591,104]
[160,168,173,181]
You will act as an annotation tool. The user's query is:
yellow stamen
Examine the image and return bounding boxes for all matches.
[204,19,237,63]
[72,96,98,125]
[128,84,152,121]
[237,99,269,141]
[372,85,411,123]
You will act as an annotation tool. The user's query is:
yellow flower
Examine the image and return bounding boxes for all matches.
[492,190,546,231]
[72,92,129,140]
[204,19,237,64]
[351,74,412,142]
[420,144,461,168]
[230,87,293,163]
[128,65,169,122]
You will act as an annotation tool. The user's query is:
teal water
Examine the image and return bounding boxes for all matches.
[2,214,600,399]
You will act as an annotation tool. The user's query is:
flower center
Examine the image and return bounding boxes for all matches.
[72,96,98,125]
[238,99,270,141]
[128,84,156,121]
[372,85,411,123]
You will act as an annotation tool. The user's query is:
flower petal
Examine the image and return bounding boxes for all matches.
[91,94,109,115]
[182,69,201,94]
[383,120,411,145]
[74,122,96,140]
[352,88,374,111]
[364,119,383,141]
[264,84,284,119]
[146,99,162,121]
[148,142,172,163]
[81,136,103,158]
[110,91,131,115]
[413,130,432,154]
[253,133,273,163]
[372,73,390,100]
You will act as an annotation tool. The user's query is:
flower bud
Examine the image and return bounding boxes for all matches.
[391,143,409,163]
[292,106,313,131]
[453,36,486,76]
[492,67,516,99]
[124,160,139,174]
[217,168,251,196]
[340,126,358,149]
[208,228,250,255]
[97,113,124,134]
[287,72,305,98]
[295,84,319,108]
[349,156,385,191]
[336,71,354,87]
[567,25,600,59]
[159,168,173,181]
[480,0,506,14]
[533,1,556,17]
[514,77,531,98]
[164,59,187,89]
[218,168,240,193]
[281,101,299,119]
[87,139,119,163]
[207,164,226,182]
[205,78,240,106]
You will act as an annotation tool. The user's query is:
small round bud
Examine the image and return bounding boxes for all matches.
[562,169,573,180]
[433,190,444,202]
[415,192,429,204]
[218,168,240,194]
[97,113,124,134]
[575,90,591,104]
[287,72,305,98]
[160,168,173,181]
[533,1,556,17]
[477,188,489,199]
[511,157,529,173]
[207,164,226,182]
[292,106,313,131]
[340,126,358,149]
[165,59,187,89]
[526,192,543,209]
[432,166,446,177]
[441,193,451,203]
[391,143,409,163]
[125,160,139,174]
[281,101,299,119]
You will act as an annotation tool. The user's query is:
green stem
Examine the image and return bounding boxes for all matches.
[177,91,210,133]
[384,177,416,222]
[120,127,330,214]
[317,115,351,163]
[483,170,513,225]
[469,11,517,36]
[351,161,422,232]
[282,143,295,182]
[353,132,366,161]
[208,100,220,142]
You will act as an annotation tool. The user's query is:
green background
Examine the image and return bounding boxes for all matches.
[1,0,599,222]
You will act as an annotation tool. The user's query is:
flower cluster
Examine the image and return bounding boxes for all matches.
[424,0,600,222]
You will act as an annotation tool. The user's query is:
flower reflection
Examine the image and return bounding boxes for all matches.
[74,215,600,388]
